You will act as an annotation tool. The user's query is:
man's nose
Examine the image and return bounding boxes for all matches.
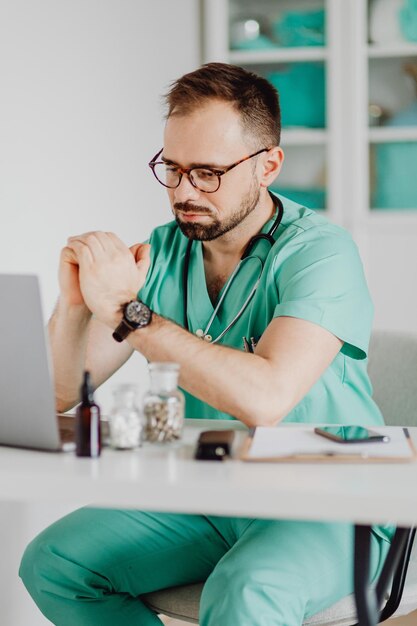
[173,172,201,203]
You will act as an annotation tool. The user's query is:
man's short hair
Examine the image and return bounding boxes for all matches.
[164,62,281,148]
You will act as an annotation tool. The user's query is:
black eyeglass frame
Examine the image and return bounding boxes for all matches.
[148,147,271,193]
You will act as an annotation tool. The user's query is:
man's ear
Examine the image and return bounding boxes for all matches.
[259,147,284,188]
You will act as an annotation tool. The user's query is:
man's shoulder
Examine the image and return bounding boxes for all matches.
[270,195,361,276]
[149,220,186,251]
[277,194,353,246]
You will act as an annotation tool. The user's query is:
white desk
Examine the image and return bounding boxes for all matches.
[1,419,416,527]
[2,419,416,626]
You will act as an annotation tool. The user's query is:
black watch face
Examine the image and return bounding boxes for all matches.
[124,300,151,327]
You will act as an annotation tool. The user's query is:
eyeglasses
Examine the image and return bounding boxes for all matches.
[148,147,271,193]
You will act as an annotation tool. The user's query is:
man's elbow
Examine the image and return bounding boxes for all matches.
[55,395,78,414]
[235,389,295,428]
[245,410,286,429]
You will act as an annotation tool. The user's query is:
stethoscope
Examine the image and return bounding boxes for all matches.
[182,191,284,343]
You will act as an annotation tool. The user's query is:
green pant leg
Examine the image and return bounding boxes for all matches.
[200,518,391,626]
[19,506,230,626]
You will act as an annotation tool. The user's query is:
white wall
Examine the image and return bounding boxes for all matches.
[0,1,200,623]
[0,0,201,409]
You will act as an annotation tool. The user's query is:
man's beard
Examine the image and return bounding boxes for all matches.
[173,182,260,241]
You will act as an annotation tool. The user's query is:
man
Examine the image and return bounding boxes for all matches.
[20,63,392,625]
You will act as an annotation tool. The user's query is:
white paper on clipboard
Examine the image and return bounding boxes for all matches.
[242,426,416,462]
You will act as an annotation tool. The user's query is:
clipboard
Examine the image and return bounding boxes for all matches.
[240,426,417,463]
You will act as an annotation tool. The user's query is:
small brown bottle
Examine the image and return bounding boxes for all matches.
[75,371,101,457]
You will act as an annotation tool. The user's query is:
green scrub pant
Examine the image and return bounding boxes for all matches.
[19,507,390,626]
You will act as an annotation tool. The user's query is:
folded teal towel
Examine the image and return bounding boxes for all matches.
[373,142,417,209]
[270,187,326,210]
[268,63,326,128]
[231,33,276,51]
[273,9,326,47]
[373,101,417,209]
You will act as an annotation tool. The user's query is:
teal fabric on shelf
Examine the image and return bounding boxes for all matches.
[373,141,417,209]
[231,33,276,51]
[373,101,417,209]
[273,8,326,47]
[267,63,326,128]
[386,101,417,127]
[269,187,326,210]
[399,0,417,42]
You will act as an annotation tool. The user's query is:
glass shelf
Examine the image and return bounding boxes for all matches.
[281,128,328,146]
[229,47,327,64]
[367,43,417,59]
[369,127,417,142]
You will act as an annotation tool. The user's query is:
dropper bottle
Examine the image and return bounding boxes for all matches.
[75,371,101,457]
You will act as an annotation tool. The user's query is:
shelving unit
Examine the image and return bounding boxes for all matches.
[203,0,417,331]
[203,0,347,218]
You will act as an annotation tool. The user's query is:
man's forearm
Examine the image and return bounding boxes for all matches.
[126,314,290,427]
[48,299,92,412]
[63,232,342,425]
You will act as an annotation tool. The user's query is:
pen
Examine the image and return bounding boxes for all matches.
[243,337,253,353]
[291,451,369,459]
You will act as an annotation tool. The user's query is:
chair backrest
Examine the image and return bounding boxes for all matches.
[368,330,417,427]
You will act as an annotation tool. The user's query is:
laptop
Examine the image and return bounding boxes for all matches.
[0,274,76,451]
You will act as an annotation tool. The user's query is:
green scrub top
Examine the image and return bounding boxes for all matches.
[140,194,384,428]
[140,194,394,544]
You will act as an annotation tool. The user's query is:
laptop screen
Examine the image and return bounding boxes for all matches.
[0,274,62,450]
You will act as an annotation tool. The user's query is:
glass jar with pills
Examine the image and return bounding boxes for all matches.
[109,384,144,449]
[143,363,184,443]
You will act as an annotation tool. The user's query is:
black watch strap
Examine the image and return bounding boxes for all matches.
[112,299,152,343]
[112,319,136,343]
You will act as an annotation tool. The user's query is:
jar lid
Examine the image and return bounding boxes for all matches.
[148,362,180,372]
[148,362,180,392]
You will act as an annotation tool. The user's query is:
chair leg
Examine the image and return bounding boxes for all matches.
[354,525,380,626]
[353,525,415,625]
[378,528,416,622]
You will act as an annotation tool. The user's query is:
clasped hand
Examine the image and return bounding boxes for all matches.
[61,231,150,328]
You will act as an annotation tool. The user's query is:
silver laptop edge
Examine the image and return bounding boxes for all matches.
[0,274,72,451]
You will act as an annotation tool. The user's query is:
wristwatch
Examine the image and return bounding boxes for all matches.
[112,299,152,342]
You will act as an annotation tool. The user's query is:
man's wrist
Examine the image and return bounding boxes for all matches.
[125,310,161,353]
[57,298,92,323]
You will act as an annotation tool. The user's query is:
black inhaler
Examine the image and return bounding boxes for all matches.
[75,371,101,457]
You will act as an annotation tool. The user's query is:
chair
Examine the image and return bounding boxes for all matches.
[141,330,417,624]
